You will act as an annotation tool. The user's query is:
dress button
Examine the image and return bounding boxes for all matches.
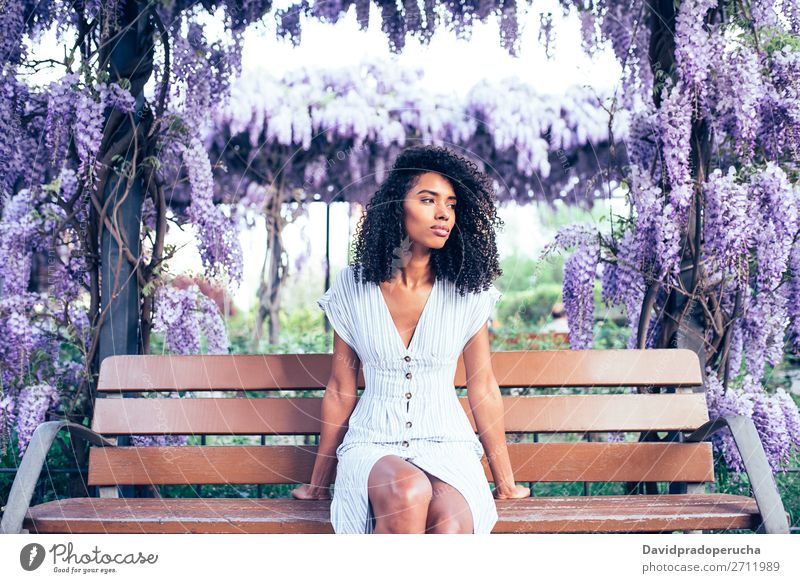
[404,355,411,362]
[402,440,409,447]
[405,372,412,379]
[405,392,412,399]
[406,421,412,428]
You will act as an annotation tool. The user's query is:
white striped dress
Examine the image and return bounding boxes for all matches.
[317,264,502,534]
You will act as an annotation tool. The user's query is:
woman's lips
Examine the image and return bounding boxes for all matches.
[431,227,449,237]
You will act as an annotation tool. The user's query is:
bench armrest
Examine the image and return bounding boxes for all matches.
[682,415,790,534]
[0,420,117,534]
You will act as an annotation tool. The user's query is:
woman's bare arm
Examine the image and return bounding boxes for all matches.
[463,324,529,499]
[294,331,361,498]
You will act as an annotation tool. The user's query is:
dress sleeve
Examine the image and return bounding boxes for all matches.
[317,270,357,350]
[462,284,502,345]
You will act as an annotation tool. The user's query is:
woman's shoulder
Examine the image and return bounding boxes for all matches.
[334,264,368,295]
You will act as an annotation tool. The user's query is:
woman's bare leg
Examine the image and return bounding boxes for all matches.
[368,455,433,533]
[420,470,474,534]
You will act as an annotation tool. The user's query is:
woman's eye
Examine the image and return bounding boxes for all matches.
[422,198,456,208]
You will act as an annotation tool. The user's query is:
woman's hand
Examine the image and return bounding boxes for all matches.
[492,482,530,500]
[291,483,332,500]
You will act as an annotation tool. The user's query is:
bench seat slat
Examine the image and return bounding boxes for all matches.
[92,394,709,434]
[96,349,702,392]
[87,442,714,485]
[22,494,763,534]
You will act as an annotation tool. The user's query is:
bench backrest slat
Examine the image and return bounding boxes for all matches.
[96,349,703,392]
[86,442,715,486]
[91,394,709,434]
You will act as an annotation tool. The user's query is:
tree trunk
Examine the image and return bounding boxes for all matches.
[76,0,155,500]
[252,190,288,348]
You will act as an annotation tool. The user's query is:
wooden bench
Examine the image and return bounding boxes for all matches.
[1,349,790,534]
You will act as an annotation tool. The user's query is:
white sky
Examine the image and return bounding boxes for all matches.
[28,1,623,311]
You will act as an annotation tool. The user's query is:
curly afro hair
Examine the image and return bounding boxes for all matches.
[350,144,503,296]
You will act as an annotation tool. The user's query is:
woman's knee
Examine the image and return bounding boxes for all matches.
[425,480,474,533]
[368,456,433,509]
[426,513,473,534]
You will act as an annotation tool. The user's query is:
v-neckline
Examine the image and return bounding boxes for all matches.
[376,277,438,353]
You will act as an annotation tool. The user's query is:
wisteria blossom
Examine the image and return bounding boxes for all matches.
[702,167,754,284]
[704,369,753,474]
[0,394,15,457]
[152,283,230,356]
[15,384,60,456]
[182,136,244,286]
[540,223,600,349]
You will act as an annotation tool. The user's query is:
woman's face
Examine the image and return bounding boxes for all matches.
[402,171,457,251]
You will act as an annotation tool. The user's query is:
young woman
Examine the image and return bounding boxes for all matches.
[292,145,529,533]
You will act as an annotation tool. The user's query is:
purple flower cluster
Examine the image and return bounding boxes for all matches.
[781,0,800,33]
[273,0,523,57]
[706,366,800,473]
[0,71,22,196]
[130,433,189,448]
[77,81,136,182]
[197,293,230,354]
[578,9,597,57]
[626,82,693,283]
[0,187,44,387]
[750,0,781,28]
[775,387,800,448]
[0,393,15,457]
[15,384,60,456]
[742,376,793,472]
[0,0,26,66]
[44,73,78,171]
[152,283,230,355]
[787,241,800,352]
[702,166,754,284]
[181,136,243,286]
[743,44,800,163]
[626,164,677,285]
[43,74,135,180]
[540,222,598,256]
[541,223,600,349]
[750,164,797,291]
[170,21,240,130]
[740,163,797,380]
[624,107,660,182]
[601,227,658,349]
[657,80,693,278]
[710,46,764,164]
[100,81,135,113]
[674,0,721,91]
[563,246,599,349]
[598,1,653,110]
[704,368,753,474]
